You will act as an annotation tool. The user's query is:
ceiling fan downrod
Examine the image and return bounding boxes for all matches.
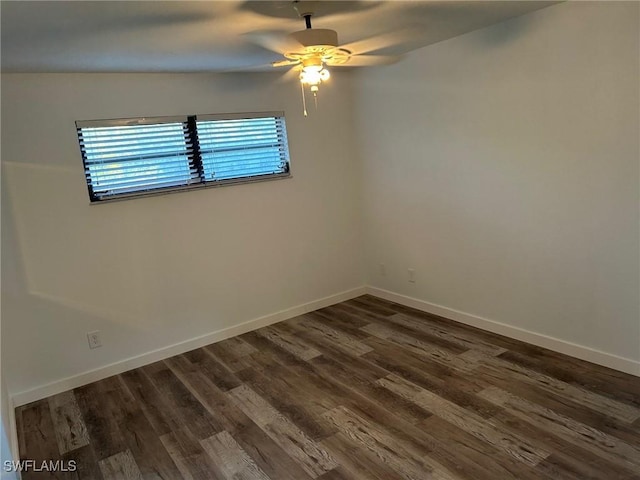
[292,1,330,117]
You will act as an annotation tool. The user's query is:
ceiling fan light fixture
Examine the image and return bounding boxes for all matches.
[300,64,330,86]
[299,53,330,87]
[298,57,330,117]
[300,68,328,88]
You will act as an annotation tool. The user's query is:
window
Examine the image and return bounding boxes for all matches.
[77,112,291,202]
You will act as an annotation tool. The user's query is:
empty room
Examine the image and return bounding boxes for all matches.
[1,1,639,479]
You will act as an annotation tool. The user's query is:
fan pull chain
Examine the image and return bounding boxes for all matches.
[300,81,308,117]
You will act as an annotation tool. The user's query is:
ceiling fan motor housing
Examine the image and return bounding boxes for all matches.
[290,29,338,48]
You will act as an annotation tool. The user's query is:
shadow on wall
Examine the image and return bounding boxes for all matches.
[470,9,540,48]
[1,166,149,397]
[2,287,152,395]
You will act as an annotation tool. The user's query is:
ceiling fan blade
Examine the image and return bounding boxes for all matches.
[219,64,275,73]
[240,1,381,20]
[272,59,299,68]
[331,55,402,67]
[245,30,303,55]
[339,28,421,56]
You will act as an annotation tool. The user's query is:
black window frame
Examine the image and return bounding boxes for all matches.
[76,111,291,203]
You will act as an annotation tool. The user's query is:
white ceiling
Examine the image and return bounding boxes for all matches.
[1,1,557,73]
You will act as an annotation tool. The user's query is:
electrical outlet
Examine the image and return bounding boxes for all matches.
[87,331,102,349]
[408,268,416,283]
[379,263,386,276]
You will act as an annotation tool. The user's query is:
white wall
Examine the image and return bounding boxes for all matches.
[2,135,20,478]
[356,2,639,366]
[1,72,363,398]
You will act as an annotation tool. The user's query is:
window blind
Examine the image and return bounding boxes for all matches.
[196,114,290,182]
[76,112,291,203]
[77,117,198,201]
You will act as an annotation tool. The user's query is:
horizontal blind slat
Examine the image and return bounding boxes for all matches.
[85,158,197,171]
[79,130,188,142]
[85,152,193,165]
[196,111,284,122]
[196,125,284,135]
[79,131,188,143]
[198,133,285,142]
[77,116,188,128]
[201,156,284,168]
[199,145,281,154]
[206,165,284,176]
[212,171,284,181]
[90,173,200,191]
[197,119,280,126]
[84,152,194,164]
[88,167,198,183]
[202,161,284,169]
[198,133,282,141]
[200,149,283,159]
[80,137,192,149]
[86,166,199,182]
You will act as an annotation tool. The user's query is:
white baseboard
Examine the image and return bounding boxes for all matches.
[12,286,366,407]
[12,284,638,407]
[366,286,640,377]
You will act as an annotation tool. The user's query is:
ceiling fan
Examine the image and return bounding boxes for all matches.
[250,1,404,116]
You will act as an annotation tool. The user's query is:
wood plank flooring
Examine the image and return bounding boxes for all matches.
[15,295,640,479]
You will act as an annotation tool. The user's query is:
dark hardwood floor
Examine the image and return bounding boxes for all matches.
[15,295,640,479]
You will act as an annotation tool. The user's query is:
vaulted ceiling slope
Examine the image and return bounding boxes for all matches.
[1,1,556,73]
